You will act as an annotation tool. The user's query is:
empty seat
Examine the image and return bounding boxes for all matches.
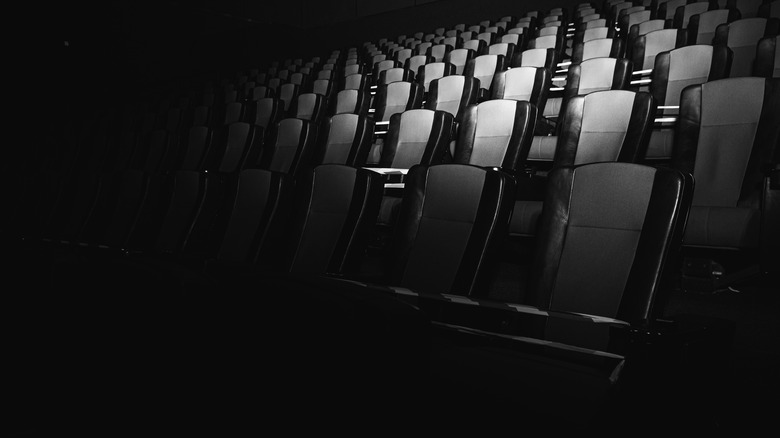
[452,99,538,173]
[670,77,780,283]
[571,37,627,64]
[255,117,318,178]
[544,56,634,124]
[405,54,433,77]
[273,164,386,276]
[424,75,481,122]
[342,73,372,93]
[330,88,371,116]
[753,35,779,77]
[376,109,454,170]
[687,8,739,44]
[371,81,425,122]
[288,92,327,124]
[444,48,478,74]
[317,113,375,166]
[672,1,717,31]
[515,47,559,70]
[359,163,516,295]
[247,97,283,132]
[463,54,508,99]
[515,89,657,238]
[630,28,688,72]
[490,66,553,131]
[416,61,456,94]
[645,44,733,162]
[205,122,264,174]
[376,67,415,86]
[523,160,694,330]
[713,17,780,77]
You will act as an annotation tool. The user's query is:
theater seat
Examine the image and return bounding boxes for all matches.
[424,75,480,123]
[452,99,538,174]
[525,161,694,325]
[370,108,455,239]
[645,44,733,162]
[317,113,375,166]
[514,89,657,238]
[490,66,552,132]
[380,163,516,295]
[671,77,780,286]
[254,117,318,178]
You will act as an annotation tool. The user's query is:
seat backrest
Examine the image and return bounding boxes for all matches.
[444,48,477,74]
[405,54,432,76]
[687,9,736,44]
[487,42,518,66]
[713,17,780,77]
[372,81,425,122]
[527,34,566,62]
[425,75,481,122]
[330,88,371,116]
[571,37,626,64]
[288,92,327,124]
[207,121,263,174]
[429,43,454,62]
[490,66,552,114]
[498,34,526,56]
[463,54,508,94]
[179,125,213,171]
[757,0,780,18]
[670,77,780,249]
[379,109,454,168]
[753,35,779,77]
[311,78,336,101]
[516,47,558,70]
[573,25,613,46]
[620,9,652,41]
[631,28,688,70]
[247,97,283,131]
[553,89,657,166]
[377,67,415,86]
[561,57,634,120]
[277,83,299,114]
[656,0,689,22]
[215,168,294,266]
[281,164,385,275]
[318,113,375,166]
[341,63,363,78]
[257,117,318,177]
[461,38,488,55]
[342,73,371,93]
[416,61,456,94]
[650,44,732,110]
[453,99,538,172]
[672,1,715,30]
[526,161,694,325]
[729,0,764,18]
[388,163,516,296]
[373,59,403,85]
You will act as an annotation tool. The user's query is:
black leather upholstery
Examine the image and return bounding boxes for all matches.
[424,75,480,122]
[388,163,516,296]
[526,161,694,325]
[380,109,454,168]
[256,117,318,178]
[317,113,375,166]
[671,77,780,256]
[372,81,425,122]
[453,99,538,174]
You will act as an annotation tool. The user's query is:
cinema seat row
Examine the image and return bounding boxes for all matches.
[4,0,778,432]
